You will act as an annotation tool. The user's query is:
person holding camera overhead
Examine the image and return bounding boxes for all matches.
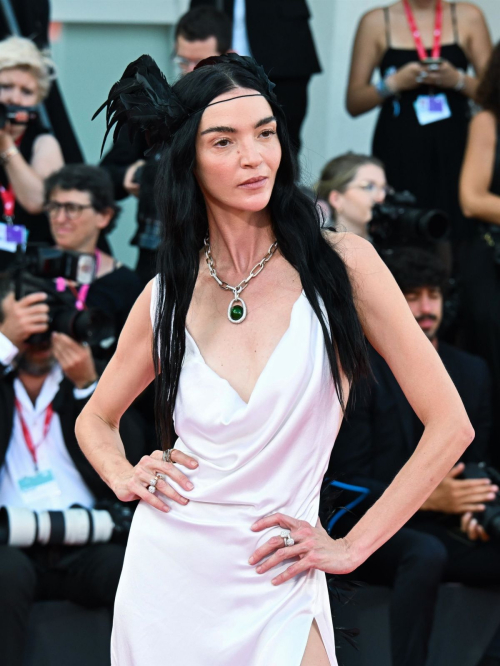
[0,37,63,258]
[346,1,491,248]
[316,153,389,239]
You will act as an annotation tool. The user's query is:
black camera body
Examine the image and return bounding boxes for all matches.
[461,462,500,540]
[5,246,115,346]
[0,104,37,129]
[369,190,450,248]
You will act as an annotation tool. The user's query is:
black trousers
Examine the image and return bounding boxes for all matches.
[272,77,311,153]
[342,519,500,666]
[0,542,125,666]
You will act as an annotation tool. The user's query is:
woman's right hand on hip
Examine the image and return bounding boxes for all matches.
[111,449,198,513]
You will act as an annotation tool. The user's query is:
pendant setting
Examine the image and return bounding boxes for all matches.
[228,296,247,324]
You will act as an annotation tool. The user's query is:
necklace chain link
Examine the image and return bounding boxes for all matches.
[204,236,278,298]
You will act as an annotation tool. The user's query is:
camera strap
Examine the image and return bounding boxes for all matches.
[55,249,101,311]
[403,0,443,61]
[0,183,15,223]
[14,398,54,471]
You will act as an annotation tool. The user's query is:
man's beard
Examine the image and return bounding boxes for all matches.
[16,351,56,376]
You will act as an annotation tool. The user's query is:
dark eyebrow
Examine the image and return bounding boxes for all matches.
[255,116,276,128]
[200,125,236,136]
[201,116,277,136]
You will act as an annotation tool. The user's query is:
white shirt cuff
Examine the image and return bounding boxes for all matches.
[73,381,98,400]
[0,331,19,366]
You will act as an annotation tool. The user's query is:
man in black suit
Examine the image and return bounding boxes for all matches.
[190,0,321,151]
[325,247,500,666]
[0,286,146,666]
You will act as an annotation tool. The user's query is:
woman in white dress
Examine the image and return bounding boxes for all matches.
[76,54,473,665]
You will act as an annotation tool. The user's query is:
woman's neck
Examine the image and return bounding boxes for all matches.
[335,215,370,240]
[206,207,276,276]
[407,0,438,9]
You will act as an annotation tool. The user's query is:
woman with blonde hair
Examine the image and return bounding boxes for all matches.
[0,36,63,261]
[316,153,389,239]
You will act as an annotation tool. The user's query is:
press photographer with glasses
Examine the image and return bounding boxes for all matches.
[316,153,391,238]
[43,165,142,365]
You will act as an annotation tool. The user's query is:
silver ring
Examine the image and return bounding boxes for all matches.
[149,477,158,487]
[147,484,156,494]
[284,536,295,547]
[163,449,175,464]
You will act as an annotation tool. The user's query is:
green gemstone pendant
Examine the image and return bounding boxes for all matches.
[228,297,247,324]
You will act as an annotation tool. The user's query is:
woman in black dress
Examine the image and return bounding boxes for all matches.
[346,0,491,247]
[0,37,64,248]
[460,42,500,468]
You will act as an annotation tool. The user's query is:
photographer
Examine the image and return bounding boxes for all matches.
[44,164,142,364]
[100,6,232,285]
[316,152,389,239]
[0,36,64,266]
[325,247,500,666]
[0,283,146,666]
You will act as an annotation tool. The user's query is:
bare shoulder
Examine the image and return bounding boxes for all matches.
[359,6,386,29]
[455,2,486,22]
[323,230,381,276]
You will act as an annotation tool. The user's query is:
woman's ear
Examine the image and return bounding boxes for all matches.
[328,190,342,214]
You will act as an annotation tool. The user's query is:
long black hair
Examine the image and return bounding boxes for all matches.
[151,55,369,450]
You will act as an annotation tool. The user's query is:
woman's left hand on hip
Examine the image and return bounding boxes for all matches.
[249,513,355,585]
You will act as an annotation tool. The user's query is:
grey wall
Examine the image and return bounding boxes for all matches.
[49,0,500,266]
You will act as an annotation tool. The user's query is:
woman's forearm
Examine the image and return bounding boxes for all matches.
[4,152,45,214]
[346,85,383,117]
[75,409,133,492]
[344,417,473,567]
[461,191,500,226]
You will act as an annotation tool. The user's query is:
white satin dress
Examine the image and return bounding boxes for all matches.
[111,279,343,665]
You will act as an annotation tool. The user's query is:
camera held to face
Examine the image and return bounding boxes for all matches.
[0,104,37,129]
[6,246,115,347]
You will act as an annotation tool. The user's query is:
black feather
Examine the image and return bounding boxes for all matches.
[93,55,186,156]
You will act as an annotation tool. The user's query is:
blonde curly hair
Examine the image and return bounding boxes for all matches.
[0,36,56,101]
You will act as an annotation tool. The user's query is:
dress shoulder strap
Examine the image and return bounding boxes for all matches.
[450,2,460,44]
[383,6,392,49]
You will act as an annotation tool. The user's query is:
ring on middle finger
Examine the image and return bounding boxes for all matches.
[149,477,158,488]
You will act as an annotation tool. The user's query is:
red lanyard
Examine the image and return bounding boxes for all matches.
[0,184,15,221]
[403,0,443,61]
[15,398,54,470]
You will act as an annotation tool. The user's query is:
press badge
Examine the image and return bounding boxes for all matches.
[17,468,61,503]
[413,94,451,126]
[0,222,27,252]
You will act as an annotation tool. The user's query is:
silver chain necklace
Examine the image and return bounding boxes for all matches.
[204,236,278,324]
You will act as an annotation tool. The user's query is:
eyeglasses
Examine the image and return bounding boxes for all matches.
[347,181,394,196]
[172,55,201,72]
[44,202,93,219]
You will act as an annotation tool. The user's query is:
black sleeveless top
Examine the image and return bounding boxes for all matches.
[372,2,472,244]
[0,120,53,245]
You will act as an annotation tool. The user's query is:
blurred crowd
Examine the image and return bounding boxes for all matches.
[0,1,500,665]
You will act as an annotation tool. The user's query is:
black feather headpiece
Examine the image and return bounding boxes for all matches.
[93,53,277,155]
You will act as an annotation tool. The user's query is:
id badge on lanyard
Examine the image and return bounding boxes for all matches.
[14,399,61,503]
[403,0,453,126]
[0,184,27,252]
